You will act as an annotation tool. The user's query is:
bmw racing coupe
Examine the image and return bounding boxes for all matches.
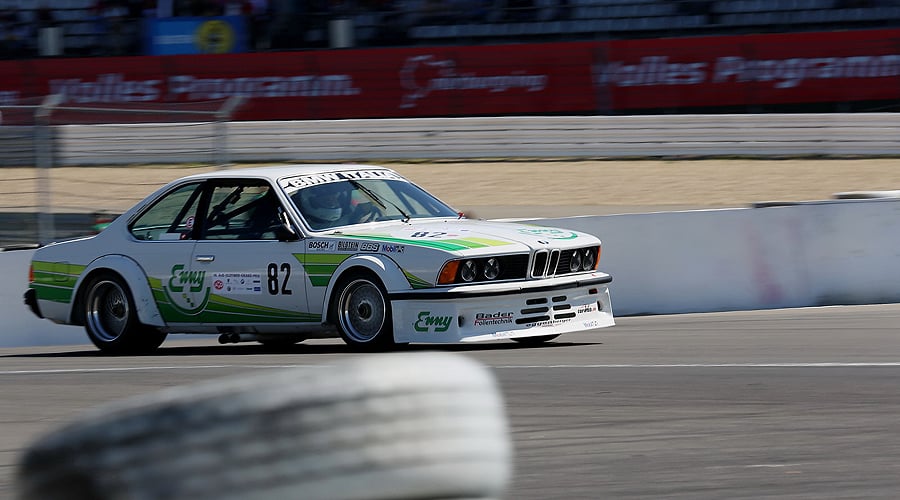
[25,165,614,353]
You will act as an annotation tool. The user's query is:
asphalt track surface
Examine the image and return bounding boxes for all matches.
[3,304,900,499]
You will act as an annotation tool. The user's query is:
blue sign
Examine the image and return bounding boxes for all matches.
[144,16,248,56]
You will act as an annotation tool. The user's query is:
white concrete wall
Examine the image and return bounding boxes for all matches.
[1,248,84,347]
[520,198,900,316]
[4,197,900,347]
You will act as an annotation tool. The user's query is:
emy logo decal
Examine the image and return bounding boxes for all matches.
[163,264,210,314]
[518,228,578,240]
[413,311,452,333]
[168,264,205,293]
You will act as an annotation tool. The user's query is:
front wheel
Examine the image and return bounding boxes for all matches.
[332,273,394,350]
[83,273,167,354]
[512,334,560,346]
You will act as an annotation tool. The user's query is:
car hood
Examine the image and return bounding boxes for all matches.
[332,218,599,255]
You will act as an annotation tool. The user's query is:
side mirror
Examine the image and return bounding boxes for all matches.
[277,208,300,242]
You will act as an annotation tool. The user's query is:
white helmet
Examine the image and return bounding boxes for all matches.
[300,183,345,223]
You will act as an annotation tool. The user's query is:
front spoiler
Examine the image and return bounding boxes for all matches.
[391,276,614,344]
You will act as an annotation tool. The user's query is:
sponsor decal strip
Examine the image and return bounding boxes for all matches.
[343,234,512,252]
[341,234,470,251]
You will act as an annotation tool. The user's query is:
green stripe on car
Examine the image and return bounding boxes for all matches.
[294,253,350,287]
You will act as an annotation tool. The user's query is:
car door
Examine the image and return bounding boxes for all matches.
[126,181,205,324]
[189,179,317,326]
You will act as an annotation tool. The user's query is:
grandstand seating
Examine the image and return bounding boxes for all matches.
[0,0,897,57]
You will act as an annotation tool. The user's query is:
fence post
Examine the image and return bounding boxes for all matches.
[34,94,63,245]
[214,96,246,170]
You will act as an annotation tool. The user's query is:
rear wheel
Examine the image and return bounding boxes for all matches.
[83,273,166,354]
[512,334,560,346]
[332,272,394,350]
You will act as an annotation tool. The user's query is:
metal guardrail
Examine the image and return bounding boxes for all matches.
[53,113,900,165]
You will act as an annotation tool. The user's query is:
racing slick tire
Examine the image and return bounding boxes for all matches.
[331,271,396,350]
[81,272,167,354]
[16,352,512,500]
[512,334,561,346]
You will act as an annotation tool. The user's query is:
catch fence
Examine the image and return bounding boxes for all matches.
[0,96,243,246]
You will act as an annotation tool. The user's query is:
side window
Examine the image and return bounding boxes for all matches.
[130,183,202,241]
[201,182,282,240]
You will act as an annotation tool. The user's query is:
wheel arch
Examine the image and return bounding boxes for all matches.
[71,255,165,327]
[322,255,407,324]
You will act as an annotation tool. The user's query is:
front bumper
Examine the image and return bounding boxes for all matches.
[24,288,43,318]
[391,273,614,343]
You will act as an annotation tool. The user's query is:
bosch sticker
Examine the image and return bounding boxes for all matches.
[307,240,335,252]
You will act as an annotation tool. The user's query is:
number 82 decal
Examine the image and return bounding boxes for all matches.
[267,263,292,295]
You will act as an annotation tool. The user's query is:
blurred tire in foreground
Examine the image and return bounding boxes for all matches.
[16,352,511,500]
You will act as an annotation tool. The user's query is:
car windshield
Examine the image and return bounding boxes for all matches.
[284,176,458,231]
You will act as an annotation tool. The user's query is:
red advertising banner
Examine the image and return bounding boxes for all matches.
[599,29,900,110]
[0,29,896,120]
[0,43,598,121]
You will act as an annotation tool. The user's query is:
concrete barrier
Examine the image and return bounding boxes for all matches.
[518,198,900,316]
[1,248,83,347]
[5,197,900,347]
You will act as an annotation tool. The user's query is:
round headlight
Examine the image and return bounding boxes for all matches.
[483,258,501,280]
[582,248,595,270]
[569,250,582,272]
[460,260,477,282]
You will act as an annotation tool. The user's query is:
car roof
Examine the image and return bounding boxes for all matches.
[177,164,394,183]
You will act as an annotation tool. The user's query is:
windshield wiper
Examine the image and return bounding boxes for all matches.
[348,180,411,223]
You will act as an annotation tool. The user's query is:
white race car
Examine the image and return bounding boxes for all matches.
[24,165,614,353]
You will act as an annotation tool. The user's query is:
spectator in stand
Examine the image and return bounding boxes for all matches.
[0,11,19,58]
[36,4,55,30]
[448,0,490,22]
[419,0,453,24]
[268,0,308,49]
[553,0,570,21]
[91,0,140,55]
[503,0,536,21]
[244,0,270,49]
[675,0,712,15]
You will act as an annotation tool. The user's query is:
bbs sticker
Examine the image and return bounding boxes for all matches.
[360,242,380,252]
